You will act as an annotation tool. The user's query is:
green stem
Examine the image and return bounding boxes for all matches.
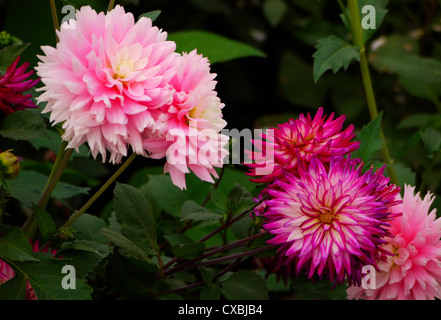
[191,244,279,269]
[22,143,73,238]
[39,145,73,210]
[163,231,269,276]
[337,0,354,40]
[107,0,116,11]
[49,0,59,41]
[61,152,137,229]
[347,0,399,186]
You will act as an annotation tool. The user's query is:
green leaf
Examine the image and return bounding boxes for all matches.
[263,0,287,27]
[291,275,348,300]
[352,112,383,163]
[227,183,255,214]
[200,284,221,300]
[106,252,158,296]
[261,271,291,293]
[394,163,416,188]
[168,30,265,64]
[34,206,56,241]
[220,270,269,300]
[0,110,49,141]
[0,268,27,300]
[398,113,432,129]
[210,187,228,211]
[99,227,153,262]
[60,240,110,256]
[313,35,360,83]
[30,129,90,159]
[370,35,441,101]
[0,43,30,72]
[0,227,39,262]
[71,213,107,243]
[113,183,158,254]
[230,215,252,240]
[8,170,90,208]
[199,267,218,284]
[420,128,441,157]
[181,200,223,222]
[138,10,161,22]
[7,252,93,300]
[59,245,109,279]
[141,174,186,218]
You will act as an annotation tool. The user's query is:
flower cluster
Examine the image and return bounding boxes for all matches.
[247,108,441,298]
[36,5,228,189]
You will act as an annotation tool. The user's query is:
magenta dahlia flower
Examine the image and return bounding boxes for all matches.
[36,5,179,163]
[143,50,229,189]
[245,107,360,184]
[347,185,441,300]
[0,57,39,115]
[262,156,401,285]
[0,240,57,300]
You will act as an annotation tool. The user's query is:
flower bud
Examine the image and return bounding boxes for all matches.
[0,150,21,179]
[0,31,12,49]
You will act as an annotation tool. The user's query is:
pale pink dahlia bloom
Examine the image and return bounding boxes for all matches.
[347,185,441,300]
[143,50,229,190]
[245,107,360,184]
[0,240,57,300]
[263,157,401,285]
[36,5,178,163]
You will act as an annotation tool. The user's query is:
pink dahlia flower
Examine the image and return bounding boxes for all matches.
[143,50,229,190]
[36,5,179,163]
[245,107,360,184]
[263,157,401,285]
[347,185,441,300]
[0,240,57,300]
[0,57,39,115]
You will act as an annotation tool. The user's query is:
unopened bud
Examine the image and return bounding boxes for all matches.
[0,150,20,179]
[57,227,76,240]
[0,31,12,49]
[0,31,22,50]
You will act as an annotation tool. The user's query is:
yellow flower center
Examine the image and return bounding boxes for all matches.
[115,60,134,79]
[319,208,333,224]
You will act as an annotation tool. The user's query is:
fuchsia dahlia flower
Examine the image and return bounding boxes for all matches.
[263,157,401,285]
[143,50,229,190]
[36,5,179,163]
[245,107,359,184]
[0,57,39,115]
[0,240,57,300]
[347,185,441,300]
